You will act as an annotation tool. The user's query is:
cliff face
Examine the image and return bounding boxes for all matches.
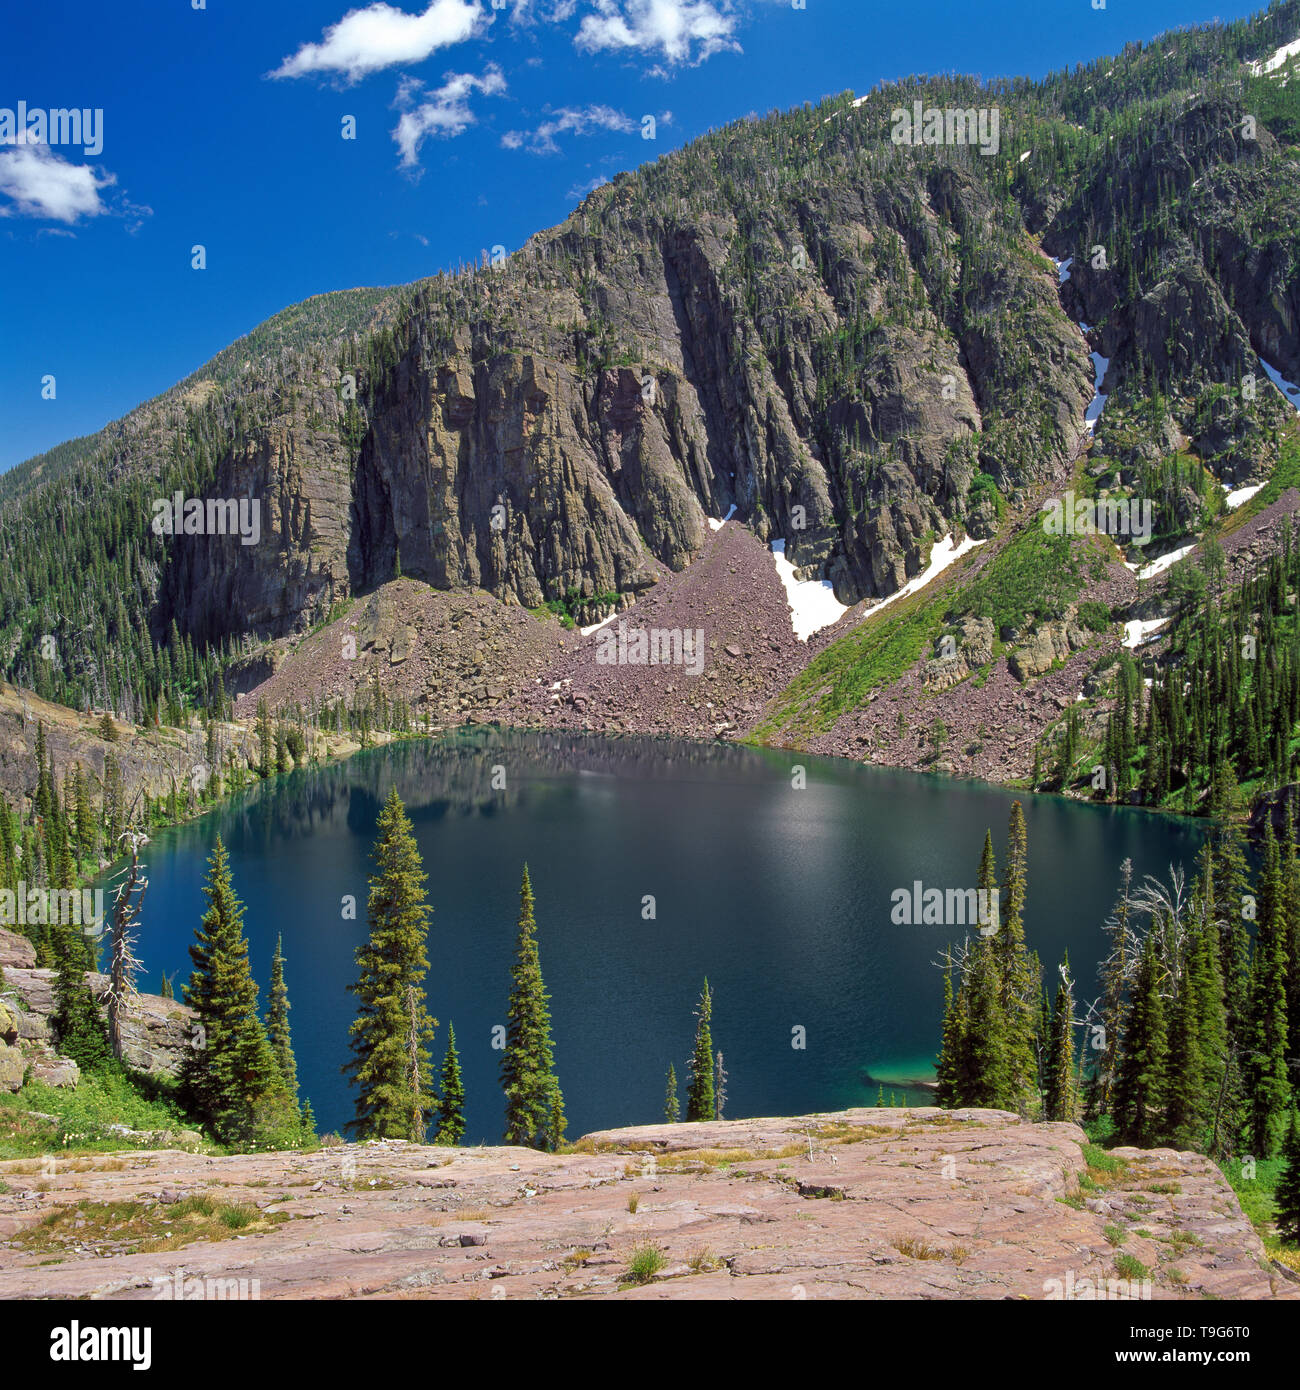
[0,1108,1290,1301]
[3,7,1300,774]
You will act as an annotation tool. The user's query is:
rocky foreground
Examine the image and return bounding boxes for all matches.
[0,1108,1293,1301]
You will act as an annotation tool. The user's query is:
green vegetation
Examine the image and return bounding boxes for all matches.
[346,789,438,1141]
[501,866,567,1151]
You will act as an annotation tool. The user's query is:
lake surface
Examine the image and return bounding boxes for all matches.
[121,730,1209,1142]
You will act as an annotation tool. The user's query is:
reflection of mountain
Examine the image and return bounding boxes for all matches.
[193,730,799,850]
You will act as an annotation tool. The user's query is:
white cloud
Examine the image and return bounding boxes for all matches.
[502,104,634,153]
[575,0,741,66]
[0,142,113,223]
[392,65,507,166]
[272,0,485,82]
[566,174,610,200]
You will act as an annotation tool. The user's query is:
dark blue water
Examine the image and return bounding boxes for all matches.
[119,730,1208,1142]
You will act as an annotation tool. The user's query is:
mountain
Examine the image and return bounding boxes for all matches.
[3,0,1300,810]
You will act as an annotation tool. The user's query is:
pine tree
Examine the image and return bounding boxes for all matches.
[934,964,964,1107]
[501,866,566,1150]
[999,801,1039,1111]
[1043,956,1078,1122]
[686,979,716,1121]
[51,939,110,1073]
[345,790,437,1141]
[179,838,291,1145]
[715,1050,728,1120]
[664,1062,680,1122]
[1246,825,1291,1156]
[266,935,298,1102]
[1113,931,1169,1147]
[434,1023,466,1146]
[1276,1109,1300,1245]
[960,832,1014,1108]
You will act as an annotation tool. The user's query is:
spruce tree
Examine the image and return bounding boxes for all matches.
[1043,957,1078,1122]
[1276,1109,1300,1245]
[1113,931,1169,1147]
[664,1062,680,1122]
[960,832,1014,1109]
[266,934,298,1102]
[1247,825,1291,1156]
[501,866,566,1150]
[179,838,291,1145]
[51,937,110,1073]
[434,1023,466,1146]
[686,979,716,1121]
[345,790,438,1141]
[998,801,1040,1111]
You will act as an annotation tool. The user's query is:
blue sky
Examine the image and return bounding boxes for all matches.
[0,0,1272,471]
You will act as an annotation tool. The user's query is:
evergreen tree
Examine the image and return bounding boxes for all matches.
[686,979,716,1121]
[1246,825,1291,1156]
[434,1023,466,1146]
[345,790,437,1141]
[501,866,566,1150]
[1043,957,1078,1122]
[266,934,298,1102]
[1276,1109,1300,1246]
[1113,931,1169,1147]
[51,940,110,1073]
[179,838,291,1145]
[998,801,1039,1111]
[664,1062,680,1123]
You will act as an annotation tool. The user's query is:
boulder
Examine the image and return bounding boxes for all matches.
[0,1040,26,1092]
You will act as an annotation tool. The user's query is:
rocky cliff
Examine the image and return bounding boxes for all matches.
[0,1108,1291,1301]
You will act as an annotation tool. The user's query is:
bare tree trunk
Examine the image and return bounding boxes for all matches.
[106,830,148,1062]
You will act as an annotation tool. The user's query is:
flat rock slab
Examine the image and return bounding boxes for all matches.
[0,1109,1291,1301]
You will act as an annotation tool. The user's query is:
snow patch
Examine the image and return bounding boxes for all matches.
[706,503,737,532]
[770,540,849,642]
[1124,617,1171,649]
[858,533,987,622]
[1260,357,1300,414]
[1249,36,1300,76]
[1126,543,1196,582]
[579,613,618,638]
[1223,482,1264,511]
[1085,343,1110,431]
[1053,255,1073,285]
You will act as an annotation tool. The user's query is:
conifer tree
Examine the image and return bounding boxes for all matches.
[345,790,438,1141]
[1113,931,1168,1147]
[179,838,291,1145]
[934,964,964,1107]
[266,934,298,1102]
[434,1023,466,1146]
[1276,1109,1300,1246]
[960,833,1014,1108]
[715,1050,728,1120]
[1246,825,1291,1156]
[51,936,110,1073]
[686,979,716,1121]
[1043,957,1078,1122]
[664,1062,680,1122]
[998,801,1039,1110]
[501,866,566,1150]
